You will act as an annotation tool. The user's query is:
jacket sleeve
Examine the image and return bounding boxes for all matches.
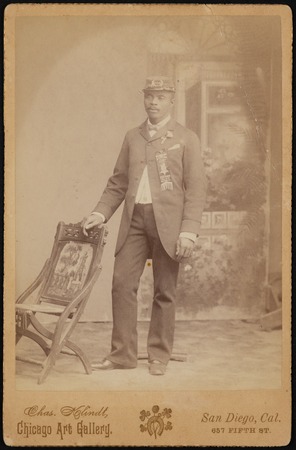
[92,134,129,221]
[181,130,207,236]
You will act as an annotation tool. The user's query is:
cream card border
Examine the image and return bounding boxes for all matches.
[3,4,292,446]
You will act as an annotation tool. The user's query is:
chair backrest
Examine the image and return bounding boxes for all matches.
[39,221,108,306]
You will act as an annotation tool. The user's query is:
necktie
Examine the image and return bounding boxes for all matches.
[147,123,159,132]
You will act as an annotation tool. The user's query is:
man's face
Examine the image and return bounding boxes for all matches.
[144,91,175,124]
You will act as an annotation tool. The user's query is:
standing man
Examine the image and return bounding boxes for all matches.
[83,76,207,375]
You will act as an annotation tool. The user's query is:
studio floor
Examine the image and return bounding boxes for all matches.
[16,320,282,391]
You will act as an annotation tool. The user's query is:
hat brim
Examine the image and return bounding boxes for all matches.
[141,88,176,93]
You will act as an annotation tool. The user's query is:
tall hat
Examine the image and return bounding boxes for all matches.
[142,76,176,93]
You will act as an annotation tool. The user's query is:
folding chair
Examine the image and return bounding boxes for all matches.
[16,221,108,384]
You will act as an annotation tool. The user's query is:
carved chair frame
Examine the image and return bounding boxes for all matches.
[16,221,108,384]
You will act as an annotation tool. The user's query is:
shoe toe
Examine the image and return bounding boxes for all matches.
[92,360,116,370]
[149,360,166,376]
[92,359,135,370]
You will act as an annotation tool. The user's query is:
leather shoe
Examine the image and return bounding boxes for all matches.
[92,359,129,370]
[149,360,166,376]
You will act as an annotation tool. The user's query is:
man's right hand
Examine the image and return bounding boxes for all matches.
[82,213,104,236]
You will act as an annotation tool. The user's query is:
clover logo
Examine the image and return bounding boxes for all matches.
[139,405,172,439]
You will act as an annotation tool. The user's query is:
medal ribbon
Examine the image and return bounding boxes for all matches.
[155,150,173,191]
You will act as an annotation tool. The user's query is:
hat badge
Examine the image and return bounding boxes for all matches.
[151,79,164,88]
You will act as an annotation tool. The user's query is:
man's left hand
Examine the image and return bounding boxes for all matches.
[176,237,194,261]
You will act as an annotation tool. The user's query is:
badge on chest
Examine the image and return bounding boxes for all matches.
[155,150,173,191]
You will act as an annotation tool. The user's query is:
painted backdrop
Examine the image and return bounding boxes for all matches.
[15,15,282,321]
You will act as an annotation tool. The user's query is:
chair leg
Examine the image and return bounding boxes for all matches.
[16,334,23,345]
[17,306,93,382]
[38,353,57,384]
[29,314,55,340]
[16,329,50,356]
[64,340,92,375]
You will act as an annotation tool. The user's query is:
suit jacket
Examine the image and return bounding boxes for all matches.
[93,118,207,261]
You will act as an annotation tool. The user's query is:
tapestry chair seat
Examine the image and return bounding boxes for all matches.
[16,221,108,384]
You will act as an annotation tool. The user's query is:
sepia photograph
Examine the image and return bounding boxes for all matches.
[4,4,291,446]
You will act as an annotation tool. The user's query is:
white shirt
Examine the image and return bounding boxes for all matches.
[135,115,171,204]
[91,114,196,243]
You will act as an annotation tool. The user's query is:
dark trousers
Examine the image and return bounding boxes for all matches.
[107,204,179,367]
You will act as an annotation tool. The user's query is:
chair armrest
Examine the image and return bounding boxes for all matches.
[16,259,50,304]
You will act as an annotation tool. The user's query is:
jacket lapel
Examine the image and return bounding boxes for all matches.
[139,120,150,141]
[138,118,177,143]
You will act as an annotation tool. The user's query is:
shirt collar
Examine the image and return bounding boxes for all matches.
[147,114,171,131]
